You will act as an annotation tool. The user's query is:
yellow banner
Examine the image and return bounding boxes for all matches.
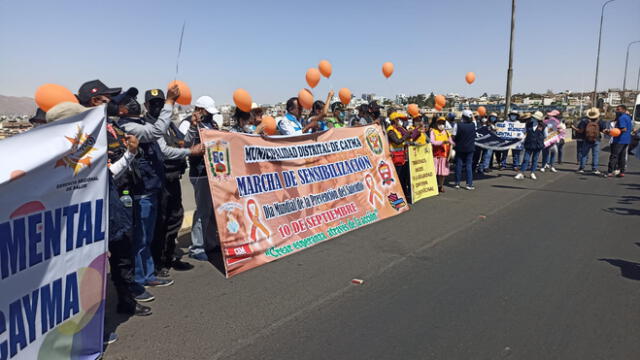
[408,144,439,203]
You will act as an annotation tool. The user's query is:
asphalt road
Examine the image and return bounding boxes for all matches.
[104,142,640,360]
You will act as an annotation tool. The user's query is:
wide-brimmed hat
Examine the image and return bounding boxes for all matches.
[520,112,532,120]
[547,109,560,117]
[532,111,544,121]
[46,102,89,122]
[586,107,600,120]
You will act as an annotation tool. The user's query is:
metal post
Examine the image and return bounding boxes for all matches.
[637,65,640,91]
[593,0,617,107]
[622,40,640,104]
[504,0,516,119]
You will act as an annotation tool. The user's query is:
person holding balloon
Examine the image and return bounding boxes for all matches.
[325,102,346,128]
[605,104,633,177]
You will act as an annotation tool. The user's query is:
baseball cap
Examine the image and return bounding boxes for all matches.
[194,96,219,115]
[369,100,382,109]
[462,109,473,118]
[77,79,121,105]
[145,89,165,103]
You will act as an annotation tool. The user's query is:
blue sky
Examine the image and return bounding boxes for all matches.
[1,0,639,105]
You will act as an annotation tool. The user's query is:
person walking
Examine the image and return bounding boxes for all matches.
[454,110,476,190]
[606,105,633,177]
[575,107,606,174]
[515,111,546,180]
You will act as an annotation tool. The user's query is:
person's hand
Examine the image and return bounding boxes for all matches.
[254,123,265,134]
[166,84,180,105]
[189,143,205,156]
[328,90,335,99]
[124,134,139,154]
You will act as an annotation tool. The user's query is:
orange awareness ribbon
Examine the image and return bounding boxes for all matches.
[246,199,270,242]
[365,174,383,206]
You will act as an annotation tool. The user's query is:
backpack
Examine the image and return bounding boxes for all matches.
[584,121,600,142]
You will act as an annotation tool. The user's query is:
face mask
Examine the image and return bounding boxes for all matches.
[371,110,381,118]
[481,118,488,123]
[243,124,256,133]
[338,112,345,121]
[509,115,518,121]
[148,102,164,119]
[489,116,497,122]
[438,125,445,130]
[397,120,404,127]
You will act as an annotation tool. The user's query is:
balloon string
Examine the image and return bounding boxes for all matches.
[174,20,186,81]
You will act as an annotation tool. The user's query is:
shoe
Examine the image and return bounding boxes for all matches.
[134,290,155,302]
[617,172,625,178]
[189,252,209,261]
[156,268,171,279]
[530,172,537,180]
[465,185,475,190]
[484,168,493,173]
[117,303,153,316]
[605,173,614,178]
[577,169,585,174]
[544,164,550,169]
[514,173,524,180]
[454,184,461,189]
[145,279,174,288]
[540,167,545,173]
[513,167,519,172]
[438,186,444,193]
[104,332,118,345]
[614,170,620,176]
[593,170,601,175]
[550,167,557,173]
[499,166,506,171]
[172,259,194,271]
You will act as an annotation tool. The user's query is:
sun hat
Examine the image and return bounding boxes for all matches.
[46,102,89,122]
[547,109,560,117]
[532,111,544,121]
[586,107,600,120]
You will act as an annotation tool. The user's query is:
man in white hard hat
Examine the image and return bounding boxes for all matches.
[180,96,221,261]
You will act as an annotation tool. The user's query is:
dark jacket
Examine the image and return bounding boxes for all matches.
[454,122,476,153]
[117,117,165,195]
[524,121,545,151]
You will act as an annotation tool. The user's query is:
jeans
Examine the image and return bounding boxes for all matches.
[542,144,557,168]
[190,177,218,255]
[512,149,522,169]
[133,194,159,286]
[579,141,600,170]
[152,176,184,271]
[607,143,629,173]
[479,149,494,172]
[455,151,474,186]
[520,149,541,172]
[557,140,565,164]
[576,140,584,164]
[496,150,509,168]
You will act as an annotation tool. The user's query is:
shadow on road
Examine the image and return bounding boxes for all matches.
[176,232,226,275]
[598,258,640,281]
[603,207,640,216]
[492,184,613,198]
[617,196,640,205]
[621,183,640,191]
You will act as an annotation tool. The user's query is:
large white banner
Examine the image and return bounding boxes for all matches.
[0,107,108,360]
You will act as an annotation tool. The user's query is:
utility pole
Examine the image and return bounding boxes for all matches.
[504,0,516,119]
[622,40,640,104]
[593,0,617,107]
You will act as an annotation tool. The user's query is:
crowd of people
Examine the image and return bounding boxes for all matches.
[29,79,637,345]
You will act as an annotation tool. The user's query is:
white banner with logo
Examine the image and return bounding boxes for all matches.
[0,107,108,360]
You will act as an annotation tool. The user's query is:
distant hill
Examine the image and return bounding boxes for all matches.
[0,95,36,115]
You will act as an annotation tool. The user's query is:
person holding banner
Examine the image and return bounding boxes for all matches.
[326,102,346,128]
[430,117,455,192]
[181,96,222,261]
[515,111,546,180]
[387,111,413,200]
[512,113,528,171]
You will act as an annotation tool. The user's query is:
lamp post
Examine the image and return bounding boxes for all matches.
[622,40,640,104]
[504,0,516,119]
[592,0,618,107]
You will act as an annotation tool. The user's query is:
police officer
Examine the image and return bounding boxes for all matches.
[143,89,202,277]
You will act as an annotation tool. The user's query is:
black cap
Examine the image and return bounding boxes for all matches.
[77,79,121,105]
[29,108,47,125]
[369,100,382,109]
[330,102,344,112]
[145,88,165,103]
[112,87,139,105]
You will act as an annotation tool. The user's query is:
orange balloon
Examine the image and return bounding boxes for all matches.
[261,116,277,135]
[167,80,192,105]
[34,84,78,112]
[338,88,352,105]
[298,88,314,110]
[382,62,394,78]
[465,72,476,85]
[477,106,487,116]
[233,88,252,112]
[435,104,443,111]
[318,60,332,78]
[609,128,621,137]
[407,104,420,118]
[435,95,446,107]
[306,68,321,88]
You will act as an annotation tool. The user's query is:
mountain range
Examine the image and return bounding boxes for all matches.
[0,95,36,115]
